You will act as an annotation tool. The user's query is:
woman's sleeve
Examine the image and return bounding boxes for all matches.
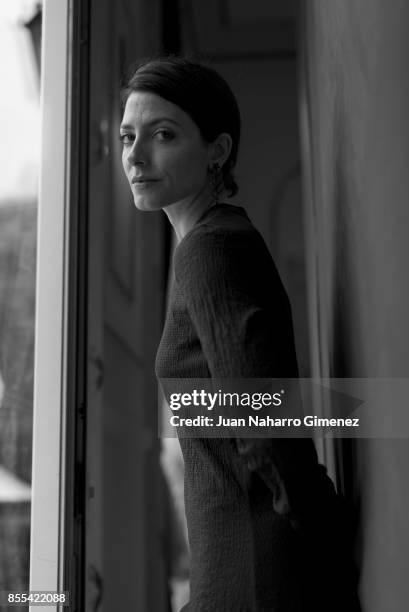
[174,225,292,378]
[174,226,308,521]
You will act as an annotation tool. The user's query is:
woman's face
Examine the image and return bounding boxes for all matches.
[120,91,213,211]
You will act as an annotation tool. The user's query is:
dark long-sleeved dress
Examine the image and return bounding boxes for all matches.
[156,203,360,612]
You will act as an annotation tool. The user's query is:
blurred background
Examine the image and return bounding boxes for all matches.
[2,1,409,611]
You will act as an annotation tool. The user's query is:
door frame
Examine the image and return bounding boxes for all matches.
[30,1,89,609]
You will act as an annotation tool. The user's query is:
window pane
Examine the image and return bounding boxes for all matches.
[0,0,41,598]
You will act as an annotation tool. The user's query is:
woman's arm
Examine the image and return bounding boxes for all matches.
[174,224,301,522]
[174,225,295,378]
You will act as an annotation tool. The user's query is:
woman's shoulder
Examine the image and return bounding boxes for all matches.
[173,203,271,281]
[175,203,261,259]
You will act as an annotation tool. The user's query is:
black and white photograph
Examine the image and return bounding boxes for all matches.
[1,1,409,610]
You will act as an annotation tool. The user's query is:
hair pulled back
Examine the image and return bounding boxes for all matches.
[121,56,241,197]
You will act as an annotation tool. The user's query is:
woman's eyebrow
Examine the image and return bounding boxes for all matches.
[120,117,181,131]
[148,117,181,127]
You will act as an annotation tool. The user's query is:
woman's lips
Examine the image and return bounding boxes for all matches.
[131,176,158,183]
[131,178,160,189]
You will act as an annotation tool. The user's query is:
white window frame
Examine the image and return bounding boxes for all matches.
[29,0,72,606]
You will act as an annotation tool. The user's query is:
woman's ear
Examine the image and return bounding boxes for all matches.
[209,133,233,168]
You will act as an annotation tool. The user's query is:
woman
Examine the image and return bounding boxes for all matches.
[120,57,360,612]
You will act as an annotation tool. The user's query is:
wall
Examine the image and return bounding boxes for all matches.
[301,2,409,610]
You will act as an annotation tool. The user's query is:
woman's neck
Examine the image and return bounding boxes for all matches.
[163,184,217,243]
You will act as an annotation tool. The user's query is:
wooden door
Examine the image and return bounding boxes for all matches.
[86,1,168,610]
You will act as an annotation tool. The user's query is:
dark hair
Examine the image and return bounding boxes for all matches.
[121,56,241,197]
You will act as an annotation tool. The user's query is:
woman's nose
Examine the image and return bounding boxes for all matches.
[127,138,148,166]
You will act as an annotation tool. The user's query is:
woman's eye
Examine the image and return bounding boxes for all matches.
[154,128,174,141]
[119,133,134,145]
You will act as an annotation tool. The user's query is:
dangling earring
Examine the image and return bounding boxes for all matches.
[209,162,221,204]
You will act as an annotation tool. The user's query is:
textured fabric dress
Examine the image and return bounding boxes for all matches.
[155,204,360,612]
